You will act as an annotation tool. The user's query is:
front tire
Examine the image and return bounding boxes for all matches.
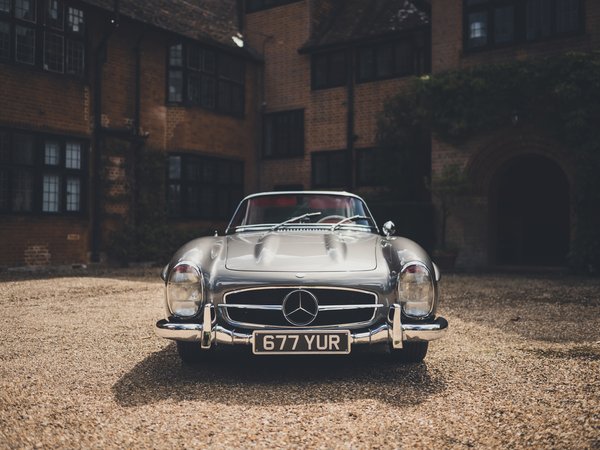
[390,341,428,363]
[176,341,207,365]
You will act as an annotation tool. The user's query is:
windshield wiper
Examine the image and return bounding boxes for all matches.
[270,212,322,231]
[234,224,272,232]
[330,215,373,231]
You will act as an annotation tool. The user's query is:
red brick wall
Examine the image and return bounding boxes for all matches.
[430,0,600,181]
[98,15,260,188]
[430,0,600,180]
[246,1,419,191]
[0,67,90,137]
[354,78,413,149]
[246,1,310,190]
[431,0,600,73]
[93,20,260,242]
[429,0,599,268]
[0,217,89,267]
[0,5,261,266]
[0,6,93,266]
[99,22,138,131]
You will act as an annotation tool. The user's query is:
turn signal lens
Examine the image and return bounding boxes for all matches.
[166,262,203,317]
[398,263,435,318]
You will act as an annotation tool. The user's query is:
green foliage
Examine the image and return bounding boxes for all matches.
[105,148,208,264]
[376,92,431,201]
[429,165,471,250]
[376,52,600,272]
[107,222,202,264]
[431,164,471,198]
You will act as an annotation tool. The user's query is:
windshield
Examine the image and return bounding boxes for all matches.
[227,193,377,233]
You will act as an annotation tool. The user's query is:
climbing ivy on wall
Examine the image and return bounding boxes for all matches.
[377,52,600,273]
[105,148,201,264]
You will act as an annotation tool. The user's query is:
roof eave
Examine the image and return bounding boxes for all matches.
[298,24,430,55]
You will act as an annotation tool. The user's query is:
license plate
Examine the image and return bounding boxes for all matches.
[252,330,351,355]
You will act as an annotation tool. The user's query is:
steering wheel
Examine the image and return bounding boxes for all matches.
[317,215,346,224]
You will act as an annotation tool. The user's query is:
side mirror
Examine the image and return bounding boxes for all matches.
[382,221,396,237]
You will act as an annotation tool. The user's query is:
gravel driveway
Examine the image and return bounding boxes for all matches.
[0,268,598,449]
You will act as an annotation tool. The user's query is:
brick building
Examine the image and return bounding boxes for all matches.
[430,0,600,269]
[1,0,598,269]
[0,0,260,266]
[244,0,430,193]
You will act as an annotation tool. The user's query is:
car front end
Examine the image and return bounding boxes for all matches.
[155,191,448,363]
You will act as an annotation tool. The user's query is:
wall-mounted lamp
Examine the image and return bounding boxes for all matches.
[232,32,244,48]
[511,110,519,126]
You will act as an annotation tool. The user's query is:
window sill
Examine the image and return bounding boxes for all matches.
[462,31,588,56]
[0,211,88,218]
[356,72,424,85]
[0,60,87,82]
[165,102,245,119]
[261,154,305,161]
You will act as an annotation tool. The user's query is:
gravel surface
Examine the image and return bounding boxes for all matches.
[0,268,599,449]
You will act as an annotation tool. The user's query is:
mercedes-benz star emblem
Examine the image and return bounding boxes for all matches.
[282,289,319,326]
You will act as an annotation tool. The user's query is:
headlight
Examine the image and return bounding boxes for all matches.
[398,262,435,318]
[166,262,203,317]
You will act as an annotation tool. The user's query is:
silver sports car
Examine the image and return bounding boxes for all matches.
[155,191,448,363]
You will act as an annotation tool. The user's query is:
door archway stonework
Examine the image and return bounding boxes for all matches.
[448,132,574,269]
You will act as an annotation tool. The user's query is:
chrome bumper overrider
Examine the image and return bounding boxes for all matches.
[155,304,448,349]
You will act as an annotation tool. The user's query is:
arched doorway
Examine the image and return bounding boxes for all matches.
[493,155,570,266]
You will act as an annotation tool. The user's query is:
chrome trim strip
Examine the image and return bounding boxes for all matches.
[220,318,379,330]
[155,317,448,346]
[218,304,282,310]
[218,303,383,311]
[318,304,383,311]
[223,285,379,297]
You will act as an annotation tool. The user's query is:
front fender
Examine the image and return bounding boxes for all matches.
[162,236,225,284]
[382,236,440,319]
[383,236,436,274]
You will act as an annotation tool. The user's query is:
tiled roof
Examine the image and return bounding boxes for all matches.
[301,0,430,52]
[82,0,241,49]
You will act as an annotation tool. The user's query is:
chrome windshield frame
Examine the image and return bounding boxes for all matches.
[225,191,380,235]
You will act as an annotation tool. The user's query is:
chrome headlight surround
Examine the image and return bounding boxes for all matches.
[397,261,437,319]
[166,261,204,318]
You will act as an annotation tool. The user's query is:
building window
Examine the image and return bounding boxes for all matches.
[0,0,85,75]
[312,150,348,189]
[0,129,86,214]
[245,0,301,13]
[263,109,304,159]
[46,0,63,29]
[15,24,35,64]
[356,148,384,187]
[312,50,347,90]
[356,36,428,83]
[0,21,9,60]
[167,41,245,116]
[464,0,583,51]
[44,31,63,72]
[167,154,244,220]
[15,0,36,21]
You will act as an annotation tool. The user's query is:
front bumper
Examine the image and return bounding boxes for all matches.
[155,304,448,350]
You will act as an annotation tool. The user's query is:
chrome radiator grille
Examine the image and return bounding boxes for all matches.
[221,287,379,328]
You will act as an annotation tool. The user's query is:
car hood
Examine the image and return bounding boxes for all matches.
[225,231,379,272]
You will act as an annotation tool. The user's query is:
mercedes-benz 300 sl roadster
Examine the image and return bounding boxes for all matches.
[155,191,448,364]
